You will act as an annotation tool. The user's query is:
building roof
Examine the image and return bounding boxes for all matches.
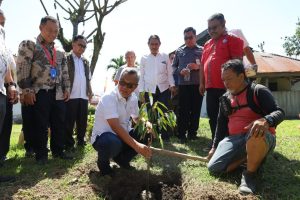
[245,52,300,77]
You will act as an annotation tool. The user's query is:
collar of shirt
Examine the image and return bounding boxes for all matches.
[72,51,83,60]
[115,86,133,103]
[37,34,55,49]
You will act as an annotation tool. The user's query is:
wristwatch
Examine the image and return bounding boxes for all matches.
[264,115,274,127]
[4,82,17,88]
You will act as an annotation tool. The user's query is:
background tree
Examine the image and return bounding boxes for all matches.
[40,0,128,75]
[106,55,126,80]
[258,41,265,53]
[283,19,300,58]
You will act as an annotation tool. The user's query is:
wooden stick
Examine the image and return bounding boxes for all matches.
[150,147,208,163]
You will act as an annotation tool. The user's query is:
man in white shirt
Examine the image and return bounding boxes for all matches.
[0,9,18,181]
[139,35,176,141]
[65,35,93,150]
[114,50,137,84]
[91,68,152,176]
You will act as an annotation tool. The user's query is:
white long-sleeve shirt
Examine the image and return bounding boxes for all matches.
[139,53,174,93]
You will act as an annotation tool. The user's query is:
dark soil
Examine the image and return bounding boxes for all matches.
[89,168,183,200]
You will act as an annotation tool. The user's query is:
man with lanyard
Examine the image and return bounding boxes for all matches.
[65,35,93,150]
[0,14,18,181]
[206,59,284,194]
[139,35,176,141]
[173,27,203,143]
[17,16,71,164]
[199,13,243,149]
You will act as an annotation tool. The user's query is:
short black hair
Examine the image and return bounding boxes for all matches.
[40,16,58,26]
[208,13,225,24]
[72,35,86,42]
[0,9,4,16]
[222,59,246,78]
[184,27,196,35]
[148,35,161,44]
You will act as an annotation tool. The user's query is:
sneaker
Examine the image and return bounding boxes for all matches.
[239,170,257,195]
[100,167,115,177]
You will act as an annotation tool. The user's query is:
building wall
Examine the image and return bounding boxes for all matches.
[273,91,300,118]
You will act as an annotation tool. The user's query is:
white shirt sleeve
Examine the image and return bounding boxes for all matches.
[101,95,119,120]
[165,54,175,87]
[229,29,249,49]
[138,57,145,92]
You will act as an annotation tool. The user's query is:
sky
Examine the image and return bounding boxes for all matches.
[1,0,300,95]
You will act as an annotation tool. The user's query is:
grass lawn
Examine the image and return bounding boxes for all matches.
[0,118,299,199]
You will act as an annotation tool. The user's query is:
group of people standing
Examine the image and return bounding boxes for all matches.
[0,9,285,196]
[0,14,93,171]
[91,12,284,196]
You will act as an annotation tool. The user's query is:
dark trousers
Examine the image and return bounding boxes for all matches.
[33,89,66,160]
[0,96,12,159]
[177,85,203,139]
[21,104,35,152]
[65,98,88,149]
[206,88,226,142]
[144,88,171,140]
[92,129,140,174]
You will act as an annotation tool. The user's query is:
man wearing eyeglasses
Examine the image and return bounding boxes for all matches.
[64,35,93,151]
[17,16,71,164]
[173,27,203,143]
[91,68,152,176]
[199,13,243,149]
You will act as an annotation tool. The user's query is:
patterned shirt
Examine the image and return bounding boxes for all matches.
[16,35,70,100]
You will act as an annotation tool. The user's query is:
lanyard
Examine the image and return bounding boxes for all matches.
[42,45,57,67]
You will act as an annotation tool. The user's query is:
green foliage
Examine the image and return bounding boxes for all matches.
[283,19,300,57]
[86,105,96,139]
[106,55,127,80]
[134,92,176,147]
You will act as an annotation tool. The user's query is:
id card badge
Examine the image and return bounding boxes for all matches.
[50,67,57,80]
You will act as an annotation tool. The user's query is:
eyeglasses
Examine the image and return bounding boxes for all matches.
[184,35,194,40]
[78,43,87,49]
[119,80,138,89]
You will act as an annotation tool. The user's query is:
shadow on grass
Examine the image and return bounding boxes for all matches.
[0,146,86,198]
[209,151,300,200]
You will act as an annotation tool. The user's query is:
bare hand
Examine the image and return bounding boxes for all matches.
[7,86,18,104]
[244,118,269,138]
[199,84,205,96]
[136,143,152,159]
[206,148,215,161]
[180,68,189,76]
[169,86,177,97]
[188,63,199,70]
[64,91,70,102]
[23,92,36,105]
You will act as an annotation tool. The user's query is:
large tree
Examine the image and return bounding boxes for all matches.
[283,19,300,58]
[40,0,127,75]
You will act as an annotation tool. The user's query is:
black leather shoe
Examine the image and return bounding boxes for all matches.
[0,175,16,182]
[53,153,73,160]
[36,157,48,165]
[77,141,87,147]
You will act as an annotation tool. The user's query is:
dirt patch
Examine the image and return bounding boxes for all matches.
[89,168,183,200]
[183,181,258,200]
